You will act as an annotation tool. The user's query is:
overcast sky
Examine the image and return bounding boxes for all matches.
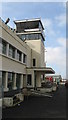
[1,2,66,78]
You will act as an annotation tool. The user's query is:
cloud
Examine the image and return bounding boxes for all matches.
[42,16,66,78]
[55,13,66,27]
[42,18,55,36]
[57,37,66,47]
[1,0,68,2]
[46,47,66,66]
[0,3,2,16]
[45,37,66,77]
[63,2,66,8]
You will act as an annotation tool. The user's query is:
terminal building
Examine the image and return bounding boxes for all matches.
[0,18,55,106]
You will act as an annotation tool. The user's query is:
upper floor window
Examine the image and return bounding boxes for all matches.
[17,50,22,62]
[23,53,26,63]
[9,45,15,58]
[33,58,36,67]
[2,41,7,55]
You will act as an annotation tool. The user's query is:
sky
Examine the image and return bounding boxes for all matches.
[0,2,66,78]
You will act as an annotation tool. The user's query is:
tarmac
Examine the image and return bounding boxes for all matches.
[2,84,66,119]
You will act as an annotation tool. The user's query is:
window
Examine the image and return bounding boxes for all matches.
[9,45,15,58]
[0,71,2,98]
[28,34,39,40]
[2,41,7,55]
[33,58,36,66]
[20,34,39,41]
[20,33,44,41]
[2,71,5,90]
[21,35,26,41]
[26,34,29,40]
[39,22,43,31]
[8,72,13,90]
[0,71,2,87]
[23,53,26,63]
[0,42,2,54]
[27,75,32,86]
[16,74,21,89]
[17,50,22,61]
[8,72,12,83]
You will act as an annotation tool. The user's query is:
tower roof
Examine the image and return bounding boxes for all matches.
[14,18,44,30]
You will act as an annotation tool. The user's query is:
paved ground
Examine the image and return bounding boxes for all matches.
[2,84,66,119]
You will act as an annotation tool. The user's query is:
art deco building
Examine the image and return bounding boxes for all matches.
[0,18,55,106]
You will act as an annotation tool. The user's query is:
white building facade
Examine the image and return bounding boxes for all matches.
[0,18,55,106]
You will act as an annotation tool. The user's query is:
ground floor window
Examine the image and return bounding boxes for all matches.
[27,74,32,86]
[2,71,6,89]
[16,74,21,89]
[8,72,13,90]
[0,71,2,98]
[0,71,2,86]
[2,71,24,91]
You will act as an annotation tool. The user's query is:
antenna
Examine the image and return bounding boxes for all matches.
[5,18,10,24]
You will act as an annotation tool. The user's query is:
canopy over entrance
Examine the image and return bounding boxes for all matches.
[26,67,55,74]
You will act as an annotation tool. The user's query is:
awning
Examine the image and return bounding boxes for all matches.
[26,67,55,74]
